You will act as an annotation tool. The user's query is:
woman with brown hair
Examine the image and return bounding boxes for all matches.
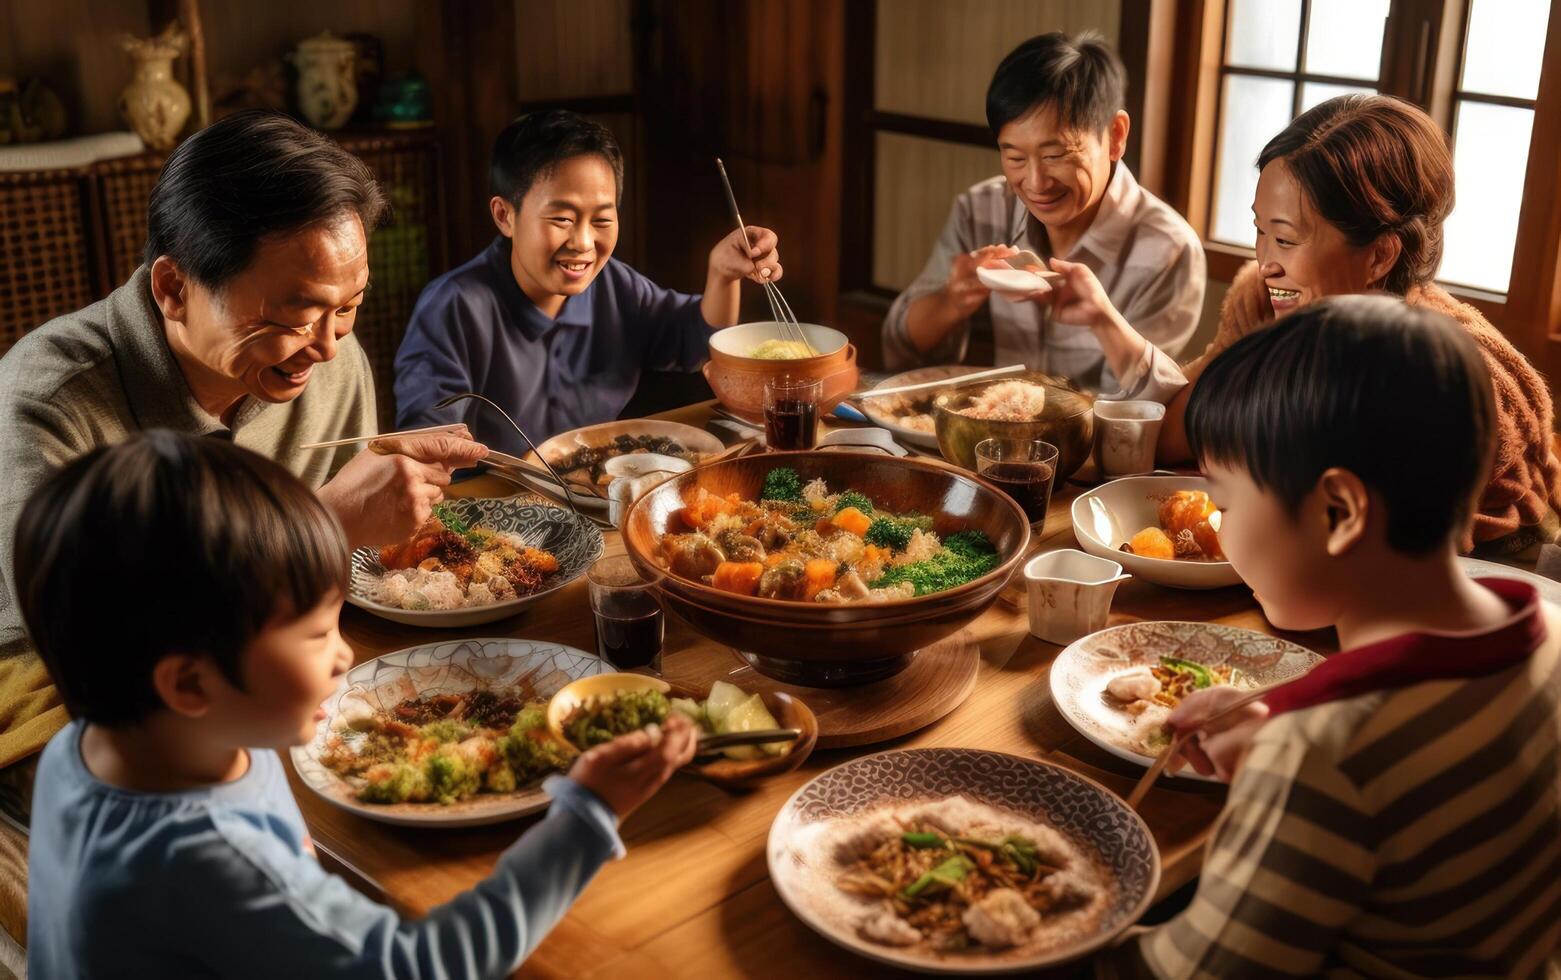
[1015,94,1560,553]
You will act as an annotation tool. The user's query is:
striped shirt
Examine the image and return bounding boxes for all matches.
[1103,587,1561,978]
[881,164,1205,392]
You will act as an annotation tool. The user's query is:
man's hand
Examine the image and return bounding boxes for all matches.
[1165,686,1271,782]
[569,715,700,819]
[709,225,783,285]
[944,244,1012,318]
[316,428,489,547]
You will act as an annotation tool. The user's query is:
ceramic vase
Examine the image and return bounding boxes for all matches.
[118,24,191,151]
[292,31,357,130]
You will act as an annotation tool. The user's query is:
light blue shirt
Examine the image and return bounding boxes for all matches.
[27,720,623,979]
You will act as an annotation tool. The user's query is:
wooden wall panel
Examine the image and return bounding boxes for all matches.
[198,0,418,87]
[0,0,150,134]
[514,0,634,101]
[871,132,997,291]
[874,0,1121,125]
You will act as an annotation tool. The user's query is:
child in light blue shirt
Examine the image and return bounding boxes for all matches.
[19,431,696,978]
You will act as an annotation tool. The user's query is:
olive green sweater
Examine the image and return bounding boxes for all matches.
[0,267,375,768]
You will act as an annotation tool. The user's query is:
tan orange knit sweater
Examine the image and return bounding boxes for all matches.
[1185,262,1561,551]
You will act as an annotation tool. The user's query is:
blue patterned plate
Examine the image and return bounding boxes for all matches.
[290,638,610,827]
[768,748,1158,974]
[347,496,603,627]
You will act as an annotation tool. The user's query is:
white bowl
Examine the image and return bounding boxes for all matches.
[708,321,848,358]
[977,265,1055,294]
[1071,475,1242,590]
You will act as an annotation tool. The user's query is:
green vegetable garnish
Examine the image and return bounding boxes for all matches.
[864,513,934,550]
[1160,656,1214,689]
[900,831,949,849]
[870,530,999,596]
[760,467,805,504]
[432,502,484,546]
[563,689,671,749]
[834,490,874,515]
[900,854,975,900]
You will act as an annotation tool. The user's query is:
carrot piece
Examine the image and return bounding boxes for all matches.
[678,488,739,530]
[831,506,872,537]
[711,561,765,596]
[802,558,841,600]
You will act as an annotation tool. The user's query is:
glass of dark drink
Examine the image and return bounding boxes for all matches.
[587,555,665,673]
[975,438,1059,530]
[763,376,822,451]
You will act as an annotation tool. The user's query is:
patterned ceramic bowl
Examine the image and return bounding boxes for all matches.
[1049,621,1323,780]
[290,638,611,827]
[768,748,1159,973]
[347,496,603,628]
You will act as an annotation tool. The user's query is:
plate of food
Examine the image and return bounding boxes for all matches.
[1048,621,1324,780]
[858,366,990,450]
[1072,476,1241,589]
[290,638,613,827]
[768,748,1158,973]
[510,420,724,512]
[349,497,603,627]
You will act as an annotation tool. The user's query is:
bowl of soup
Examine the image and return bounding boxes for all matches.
[704,322,859,423]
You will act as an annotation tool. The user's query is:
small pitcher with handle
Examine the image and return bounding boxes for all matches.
[1023,549,1131,645]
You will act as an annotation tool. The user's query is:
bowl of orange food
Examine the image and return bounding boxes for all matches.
[621,452,1031,686]
[1071,476,1242,590]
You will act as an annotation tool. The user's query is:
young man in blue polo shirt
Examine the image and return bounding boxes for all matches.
[394,110,783,451]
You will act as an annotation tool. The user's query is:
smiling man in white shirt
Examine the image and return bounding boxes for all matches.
[883,32,1205,393]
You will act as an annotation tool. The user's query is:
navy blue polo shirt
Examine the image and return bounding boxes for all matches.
[393,237,710,452]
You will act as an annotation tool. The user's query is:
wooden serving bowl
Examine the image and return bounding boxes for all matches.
[621,452,1031,686]
[703,322,860,423]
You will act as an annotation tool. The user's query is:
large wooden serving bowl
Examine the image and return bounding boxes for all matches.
[703,322,860,423]
[621,452,1031,686]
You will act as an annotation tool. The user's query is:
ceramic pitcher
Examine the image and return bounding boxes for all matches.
[1023,549,1131,645]
[118,24,191,151]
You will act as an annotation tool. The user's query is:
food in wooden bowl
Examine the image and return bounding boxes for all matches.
[934,373,1094,478]
[621,453,1031,686]
[703,321,859,423]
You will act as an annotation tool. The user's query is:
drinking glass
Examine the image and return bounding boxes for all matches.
[975,438,1059,529]
[587,555,664,673]
[763,376,822,451]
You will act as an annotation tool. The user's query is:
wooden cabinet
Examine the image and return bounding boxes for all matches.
[0,129,443,427]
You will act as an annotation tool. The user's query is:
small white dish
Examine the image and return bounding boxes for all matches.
[1092,400,1166,479]
[1071,475,1242,590]
[1023,549,1130,645]
[816,427,908,456]
[977,265,1056,294]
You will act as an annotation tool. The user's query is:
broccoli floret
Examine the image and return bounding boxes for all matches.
[870,531,1000,596]
[357,762,430,804]
[483,761,519,793]
[425,746,482,805]
[563,689,671,749]
[499,711,576,781]
[760,467,805,503]
[418,720,472,744]
[512,704,548,734]
[834,490,875,515]
[864,513,934,550]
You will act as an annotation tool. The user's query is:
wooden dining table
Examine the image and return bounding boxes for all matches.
[284,401,1337,978]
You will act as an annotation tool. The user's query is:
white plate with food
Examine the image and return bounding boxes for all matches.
[290,638,612,827]
[858,366,990,450]
[508,419,724,512]
[1049,621,1324,781]
[1072,476,1241,589]
[768,748,1158,974]
[348,497,603,627]
[1458,557,1561,605]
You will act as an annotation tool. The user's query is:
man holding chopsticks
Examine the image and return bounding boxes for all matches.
[0,111,485,864]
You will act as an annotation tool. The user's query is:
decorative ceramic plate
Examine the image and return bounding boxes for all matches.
[1459,557,1561,605]
[290,638,610,827]
[347,496,602,627]
[768,748,1159,974]
[859,366,988,450]
[1049,621,1324,781]
[511,419,723,513]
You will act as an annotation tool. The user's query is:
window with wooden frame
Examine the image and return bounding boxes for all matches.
[1161,0,1561,353]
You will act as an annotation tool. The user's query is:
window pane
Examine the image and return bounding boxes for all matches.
[1440,102,1535,293]
[1300,82,1375,114]
[1226,0,1302,71]
[1211,75,1295,246]
[1460,0,1551,100]
[1303,0,1388,79]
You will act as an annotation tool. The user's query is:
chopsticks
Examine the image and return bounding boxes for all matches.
[695,727,801,755]
[1124,685,1286,811]
[857,363,1027,400]
[714,157,816,358]
[300,422,466,451]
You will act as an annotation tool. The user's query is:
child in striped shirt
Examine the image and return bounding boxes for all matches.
[1099,295,1561,978]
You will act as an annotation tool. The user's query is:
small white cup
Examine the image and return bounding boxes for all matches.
[605,454,692,525]
[1092,400,1166,479]
[1023,549,1131,645]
